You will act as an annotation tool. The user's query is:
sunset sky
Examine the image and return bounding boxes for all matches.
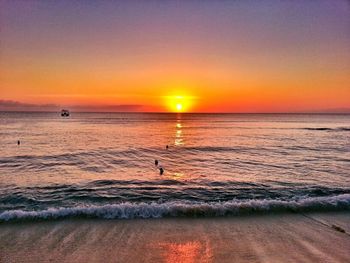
[0,0,349,112]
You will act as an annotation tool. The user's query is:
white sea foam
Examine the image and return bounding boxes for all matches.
[1,194,349,222]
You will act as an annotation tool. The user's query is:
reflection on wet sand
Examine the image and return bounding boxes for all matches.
[159,241,212,263]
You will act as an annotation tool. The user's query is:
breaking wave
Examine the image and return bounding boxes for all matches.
[303,127,350,131]
[1,194,349,222]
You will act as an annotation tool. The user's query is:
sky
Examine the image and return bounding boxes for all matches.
[0,0,349,112]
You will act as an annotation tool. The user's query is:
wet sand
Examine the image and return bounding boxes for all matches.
[0,212,349,263]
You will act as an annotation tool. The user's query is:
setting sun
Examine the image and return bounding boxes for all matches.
[166,95,194,112]
[176,104,183,112]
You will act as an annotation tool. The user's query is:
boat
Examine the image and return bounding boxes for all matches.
[61,109,70,117]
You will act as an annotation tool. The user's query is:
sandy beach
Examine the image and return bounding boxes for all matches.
[1,212,349,263]
[2,0,350,262]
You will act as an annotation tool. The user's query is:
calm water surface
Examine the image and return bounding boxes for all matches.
[0,112,349,220]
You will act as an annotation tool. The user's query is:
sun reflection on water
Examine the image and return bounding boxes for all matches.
[171,172,185,179]
[174,118,184,146]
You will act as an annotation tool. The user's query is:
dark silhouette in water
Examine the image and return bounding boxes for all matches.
[61,109,70,117]
[155,160,158,166]
[17,140,20,145]
[159,167,164,175]
[166,145,169,150]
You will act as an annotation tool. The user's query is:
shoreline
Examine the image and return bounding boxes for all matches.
[1,212,349,263]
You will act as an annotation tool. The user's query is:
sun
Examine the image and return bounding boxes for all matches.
[176,103,183,111]
[165,94,196,112]
[167,96,187,112]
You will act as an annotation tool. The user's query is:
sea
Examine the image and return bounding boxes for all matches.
[0,112,349,221]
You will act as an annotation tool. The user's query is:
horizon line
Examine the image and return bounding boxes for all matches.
[1,110,350,115]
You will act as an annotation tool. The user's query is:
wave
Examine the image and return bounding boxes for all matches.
[303,127,350,131]
[1,194,349,222]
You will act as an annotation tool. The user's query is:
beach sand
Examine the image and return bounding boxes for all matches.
[0,212,349,263]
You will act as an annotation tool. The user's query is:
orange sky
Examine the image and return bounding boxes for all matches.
[1,1,349,112]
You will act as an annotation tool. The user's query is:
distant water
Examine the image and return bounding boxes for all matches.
[0,112,349,221]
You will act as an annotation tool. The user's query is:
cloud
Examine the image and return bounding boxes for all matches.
[68,104,143,112]
[0,100,144,112]
[0,100,59,111]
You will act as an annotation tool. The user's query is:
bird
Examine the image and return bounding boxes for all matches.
[155,159,159,166]
[166,145,169,150]
[17,140,20,145]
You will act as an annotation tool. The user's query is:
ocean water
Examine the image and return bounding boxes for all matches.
[0,112,349,221]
